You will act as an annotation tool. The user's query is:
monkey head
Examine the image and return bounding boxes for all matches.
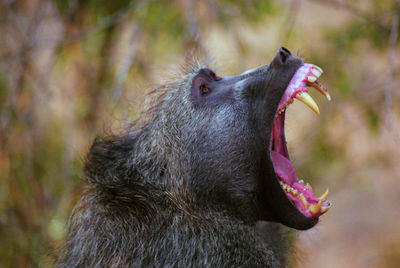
[178,47,332,230]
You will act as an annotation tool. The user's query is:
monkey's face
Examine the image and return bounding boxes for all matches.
[188,47,331,230]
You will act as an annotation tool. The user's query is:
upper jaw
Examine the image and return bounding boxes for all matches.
[276,63,331,116]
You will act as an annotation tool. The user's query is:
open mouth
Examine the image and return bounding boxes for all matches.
[270,63,332,218]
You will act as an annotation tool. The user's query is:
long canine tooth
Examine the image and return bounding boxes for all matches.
[319,188,329,200]
[296,92,320,115]
[298,194,308,208]
[307,81,331,101]
[309,199,322,214]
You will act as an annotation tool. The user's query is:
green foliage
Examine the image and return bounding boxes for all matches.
[326,20,390,51]
[55,0,133,15]
[364,106,380,133]
[334,71,353,98]
[217,0,279,22]
[135,1,186,40]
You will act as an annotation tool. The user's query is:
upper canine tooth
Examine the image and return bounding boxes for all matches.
[296,92,320,115]
[311,69,322,78]
[319,188,329,200]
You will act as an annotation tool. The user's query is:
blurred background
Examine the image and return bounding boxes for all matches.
[0,0,399,267]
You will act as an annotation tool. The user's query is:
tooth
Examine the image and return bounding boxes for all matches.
[319,188,329,200]
[292,189,298,196]
[309,199,322,214]
[305,183,312,190]
[325,200,333,208]
[296,92,320,115]
[320,201,332,213]
[298,194,308,208]
[307,76,317,83]
[311,69,322,78]
[314,66,323,73]
[320,206,329,214]
[307,81,331,101]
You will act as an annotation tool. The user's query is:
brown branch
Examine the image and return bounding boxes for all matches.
[1,1,46,141]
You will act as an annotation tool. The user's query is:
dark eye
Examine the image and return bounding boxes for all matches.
[200,84,210,95]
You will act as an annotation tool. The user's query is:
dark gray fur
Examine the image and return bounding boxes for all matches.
[57,48,312,267]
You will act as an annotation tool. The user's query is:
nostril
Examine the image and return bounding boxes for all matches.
[271,47,293,68]
[280,51,286,63]
[279,47,292,63]
[280,47,292,55]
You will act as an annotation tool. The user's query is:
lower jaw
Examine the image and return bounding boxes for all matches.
[270,112,331,219]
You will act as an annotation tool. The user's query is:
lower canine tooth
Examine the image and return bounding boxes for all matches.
[309,199,322,214]
[319,188,329,200]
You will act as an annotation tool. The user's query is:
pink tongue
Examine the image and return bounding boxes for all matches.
[270,151,297,185]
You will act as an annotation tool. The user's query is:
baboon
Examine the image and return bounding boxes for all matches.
[57,47,332,267]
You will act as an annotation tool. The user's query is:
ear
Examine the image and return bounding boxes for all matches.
[270,47,292,68]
